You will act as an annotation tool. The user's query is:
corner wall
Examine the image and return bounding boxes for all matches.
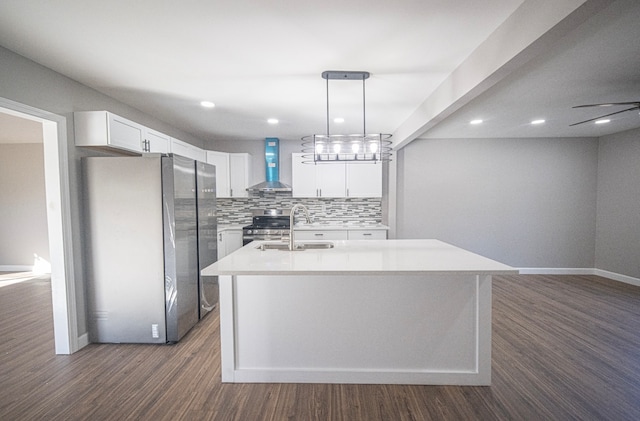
[397,137,598,268]
[595,127,640,279]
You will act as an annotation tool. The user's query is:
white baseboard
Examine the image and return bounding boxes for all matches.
[517,268,596,275]
[517,267,640,287]
[77,333,89,350]
[593,269,640,287]
[0,265,33,272]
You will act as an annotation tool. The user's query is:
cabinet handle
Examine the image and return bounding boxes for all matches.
[314,233,324,237]
[347,188,350,197]
[218,233,222,241]
[230,188,233,197]
[363,233,372,236]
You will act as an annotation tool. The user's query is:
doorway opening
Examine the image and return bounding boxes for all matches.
[0,98,78,354]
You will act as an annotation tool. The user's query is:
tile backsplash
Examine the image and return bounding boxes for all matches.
[217,193,382,226]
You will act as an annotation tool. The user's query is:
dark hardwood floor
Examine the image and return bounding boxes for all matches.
[1,274,639,420]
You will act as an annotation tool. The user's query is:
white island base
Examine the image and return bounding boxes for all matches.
[205,240,517,385]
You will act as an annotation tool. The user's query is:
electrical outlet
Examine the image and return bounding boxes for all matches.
[151,324,159,339]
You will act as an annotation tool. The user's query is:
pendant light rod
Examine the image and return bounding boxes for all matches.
[326,76,330,136]
[302,70,391,163]
[322,71,370,136]
[362,76,366,136]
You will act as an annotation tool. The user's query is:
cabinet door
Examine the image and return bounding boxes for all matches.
[107,113,144,152]
[143,128,170,153]
[292,153,318,197]
[317,162,346,197]
[229,153,250,198]
[225,230,243,254]
[171,138,206,162]
[346,162,382,197]
[217,231,226,259]
[207,151,231,197]
[218,229,243,259]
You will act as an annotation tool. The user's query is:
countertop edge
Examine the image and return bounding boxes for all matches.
[206,269,520,276]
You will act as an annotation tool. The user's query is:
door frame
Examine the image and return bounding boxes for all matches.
[0,97,78,354]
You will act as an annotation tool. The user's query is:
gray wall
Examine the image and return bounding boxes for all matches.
[595,127,640,278]
[0,143,49,266]
[397,137,599,268]
[0,45,207,337]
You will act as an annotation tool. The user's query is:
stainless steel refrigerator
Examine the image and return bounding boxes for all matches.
[84,155,217,343]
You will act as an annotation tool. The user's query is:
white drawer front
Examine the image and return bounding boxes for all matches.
[295,230,348,241]
[347,230,387,240]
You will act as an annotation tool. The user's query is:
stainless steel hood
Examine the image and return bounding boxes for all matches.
[247,137,292,192]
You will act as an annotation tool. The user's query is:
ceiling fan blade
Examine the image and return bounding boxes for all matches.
[569,106,639,126]
[573,102,640,108]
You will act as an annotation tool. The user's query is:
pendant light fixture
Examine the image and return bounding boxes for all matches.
[301,71,392,163]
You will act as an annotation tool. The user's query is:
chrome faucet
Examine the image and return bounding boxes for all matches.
[289,204,312,250]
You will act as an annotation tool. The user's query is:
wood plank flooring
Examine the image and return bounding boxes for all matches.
[1,274,639,420]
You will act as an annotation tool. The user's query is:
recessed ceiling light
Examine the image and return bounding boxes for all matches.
[334,117,345,124]
[470,119,483,125]
[200,101,215,108]
[267,118,279,125]
[531,119,545,125]
[595,119,610,124]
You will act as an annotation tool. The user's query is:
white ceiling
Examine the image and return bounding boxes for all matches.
[0,0,639,147]
[423,0,640,139]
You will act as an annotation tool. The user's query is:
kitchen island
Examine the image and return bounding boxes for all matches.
[202,239,517,385]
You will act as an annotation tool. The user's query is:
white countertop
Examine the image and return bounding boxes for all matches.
[217,223,389,232]
[202,239,518,276]
[294,223,389,231]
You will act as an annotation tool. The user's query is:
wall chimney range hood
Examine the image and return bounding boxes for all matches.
[247,137,292,192]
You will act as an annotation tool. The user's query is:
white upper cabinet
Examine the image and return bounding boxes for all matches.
[206,152,251,198]
[229,153,251,198]
[292,153,318,197]
[142,128,170,153]
[74,111,145,153]
[292,153,381,198]
[292,153,345,198]
[206,151,231,197]
[346,162,382,197]
[316,162,346,197]
[170,137,206,162]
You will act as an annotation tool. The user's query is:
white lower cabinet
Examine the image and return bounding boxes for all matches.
[295,230,348,241]
[296,229,387,241]
[347,229,387,240]
[218,229,243,259]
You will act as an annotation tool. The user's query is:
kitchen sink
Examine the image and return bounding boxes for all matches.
[255,242,334,251]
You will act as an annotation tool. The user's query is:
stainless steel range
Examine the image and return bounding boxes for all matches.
[242,209,290,245]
